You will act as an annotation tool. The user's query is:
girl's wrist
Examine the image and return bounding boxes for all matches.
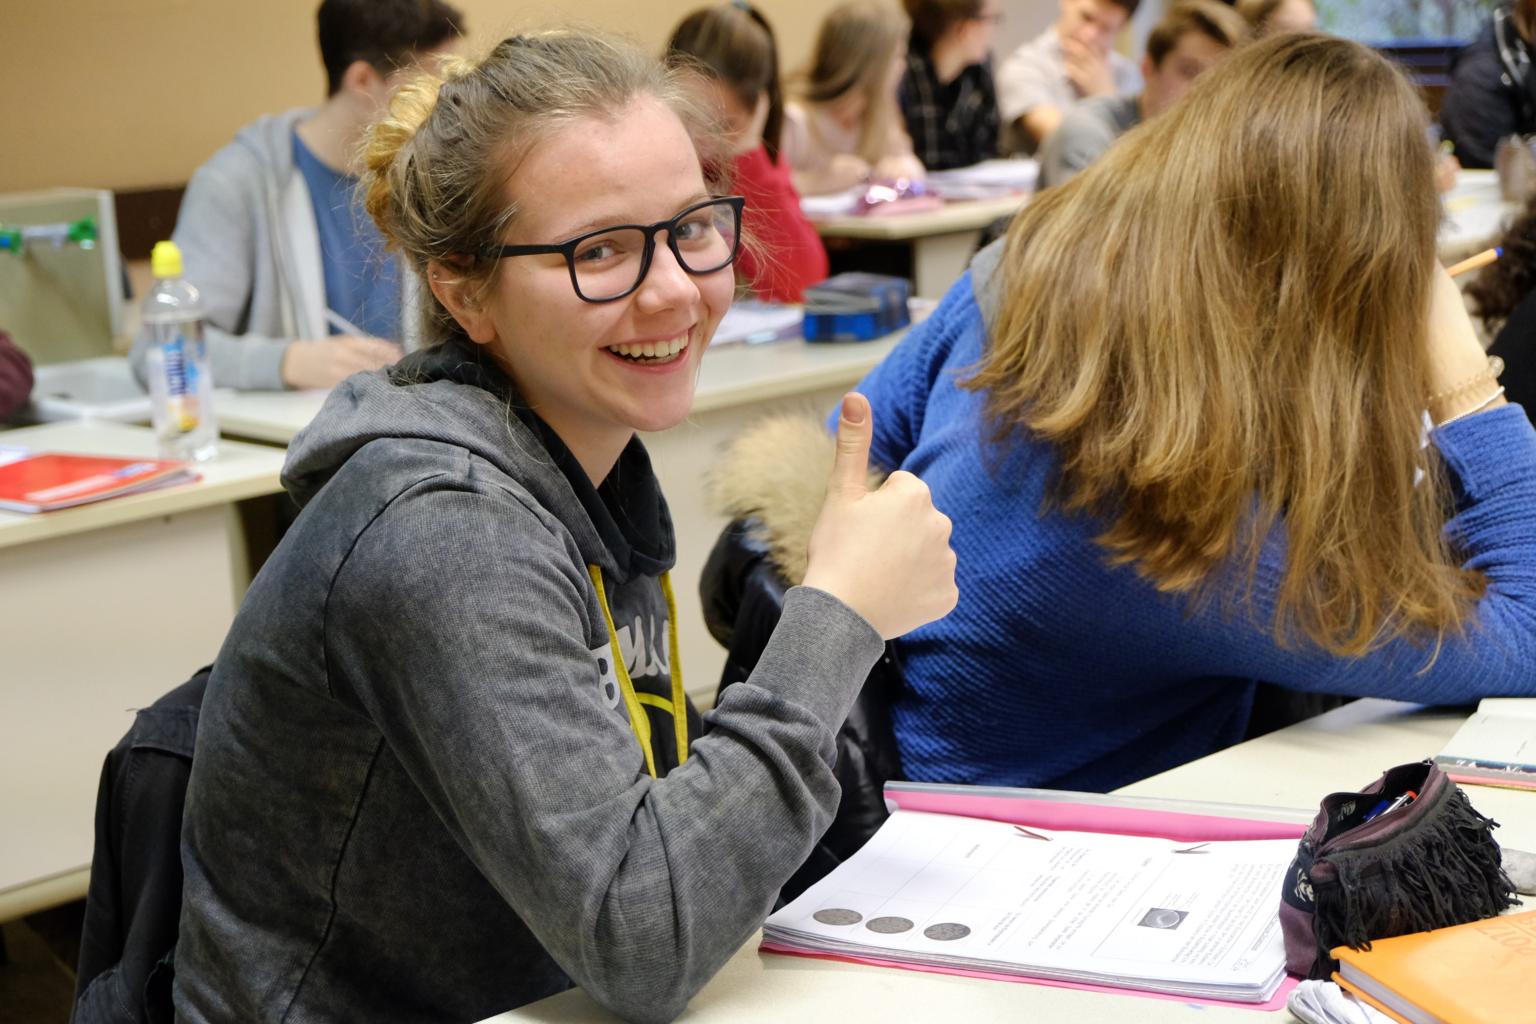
[1427,355,1505,425]
[1431,385,1508,427]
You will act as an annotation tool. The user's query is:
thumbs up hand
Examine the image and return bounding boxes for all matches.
[800,393,959,640]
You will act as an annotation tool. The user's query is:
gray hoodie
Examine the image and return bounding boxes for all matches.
[174,342,884,1023]
[130,109,417,391]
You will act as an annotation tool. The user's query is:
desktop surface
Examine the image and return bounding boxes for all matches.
[485,701,1532,1023]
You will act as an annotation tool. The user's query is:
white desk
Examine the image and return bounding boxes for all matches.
[812,194,1025,299]
[0,422,287,921]
[488,700,1533,1023]
[806,170,1503,299]
[215,333,908,705]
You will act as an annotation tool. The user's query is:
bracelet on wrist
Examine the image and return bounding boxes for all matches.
[1427,354,1504,405]
[1434,385,1506,427]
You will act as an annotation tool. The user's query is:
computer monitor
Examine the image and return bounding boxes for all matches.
[0,188,124,365]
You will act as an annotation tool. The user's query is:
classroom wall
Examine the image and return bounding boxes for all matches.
[0,0,1094,196]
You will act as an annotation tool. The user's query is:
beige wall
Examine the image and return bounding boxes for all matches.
[0,0,1106,195]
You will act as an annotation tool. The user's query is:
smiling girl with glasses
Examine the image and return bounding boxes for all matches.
[173,29,956,1024]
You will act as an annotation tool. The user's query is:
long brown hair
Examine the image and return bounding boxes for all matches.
[966,33,1482,656]
[792,0,909,165]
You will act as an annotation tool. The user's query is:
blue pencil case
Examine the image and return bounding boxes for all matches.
[802,273,911,342]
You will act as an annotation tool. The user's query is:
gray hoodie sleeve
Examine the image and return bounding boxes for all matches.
[327,482,883,1023]
[130,158,293,391]
[1037,105,1117,189]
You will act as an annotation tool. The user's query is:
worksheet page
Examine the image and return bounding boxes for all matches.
[766,810,1293,998]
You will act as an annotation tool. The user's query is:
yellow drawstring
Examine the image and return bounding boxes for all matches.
[587,565,688,778]
[659,572,688,766]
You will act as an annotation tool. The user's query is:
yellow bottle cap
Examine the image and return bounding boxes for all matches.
[150,240,183,279]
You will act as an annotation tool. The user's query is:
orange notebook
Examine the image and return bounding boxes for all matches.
[1330,909,1536,1024]
[0,452,196,513]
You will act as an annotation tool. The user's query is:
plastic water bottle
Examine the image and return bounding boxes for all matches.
[143,240,218,461]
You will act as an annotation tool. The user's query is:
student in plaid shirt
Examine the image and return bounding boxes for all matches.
[899,0,1003,170]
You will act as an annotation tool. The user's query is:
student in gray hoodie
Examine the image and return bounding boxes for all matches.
[174,29,959,1024]
[130,0,461,392]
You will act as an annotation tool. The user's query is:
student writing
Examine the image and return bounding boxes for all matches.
[130,0,460,391]
[782,0,927,196]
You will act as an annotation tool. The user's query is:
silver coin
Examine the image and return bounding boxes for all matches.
[865,916,915,934]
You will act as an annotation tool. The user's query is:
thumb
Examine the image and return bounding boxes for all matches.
[828,392,873,501]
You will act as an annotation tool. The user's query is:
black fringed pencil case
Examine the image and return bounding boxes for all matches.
[1278,759,1520,978]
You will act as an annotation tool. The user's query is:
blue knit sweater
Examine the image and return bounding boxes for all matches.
[849,267,1536,793]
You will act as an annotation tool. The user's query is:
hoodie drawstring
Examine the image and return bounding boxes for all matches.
[587,565,688,779]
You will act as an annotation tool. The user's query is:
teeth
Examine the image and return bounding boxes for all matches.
[609,335,688,360]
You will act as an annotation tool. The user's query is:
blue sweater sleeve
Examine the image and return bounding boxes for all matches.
[836,273,982,471]
[1216,405,1536,701]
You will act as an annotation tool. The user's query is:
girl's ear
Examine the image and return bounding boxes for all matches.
[427,260,497,345]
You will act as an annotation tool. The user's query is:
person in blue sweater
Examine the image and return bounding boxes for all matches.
[843,33,1536,792]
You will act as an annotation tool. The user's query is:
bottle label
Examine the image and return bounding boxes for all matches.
[161,332,200,433]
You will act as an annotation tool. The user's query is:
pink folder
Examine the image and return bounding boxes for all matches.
[759,783,1310,1012]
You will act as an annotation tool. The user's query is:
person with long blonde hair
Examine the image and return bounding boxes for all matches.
[782,0,926,195]
[837,33,1536,790]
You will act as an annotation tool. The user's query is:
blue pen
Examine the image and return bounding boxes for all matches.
[1364,790,1416,822]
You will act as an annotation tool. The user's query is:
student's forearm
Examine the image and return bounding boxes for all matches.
[566,588,883,1021]
[791,166,860,197]
[333,504,883,1023]
[130,320,291,391]
[1220,407,1536,703]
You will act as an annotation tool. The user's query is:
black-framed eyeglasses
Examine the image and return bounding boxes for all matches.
[486,196,746,304]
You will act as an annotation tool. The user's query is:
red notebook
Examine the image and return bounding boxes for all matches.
[0,453,197,513]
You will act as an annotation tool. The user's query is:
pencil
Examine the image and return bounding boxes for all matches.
[1447,247,1502,278]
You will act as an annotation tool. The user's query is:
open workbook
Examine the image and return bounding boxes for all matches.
[764,787,1307,1007]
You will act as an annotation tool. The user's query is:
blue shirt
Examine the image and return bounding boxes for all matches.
[292,130,399,340]
[846,270,1536,792]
